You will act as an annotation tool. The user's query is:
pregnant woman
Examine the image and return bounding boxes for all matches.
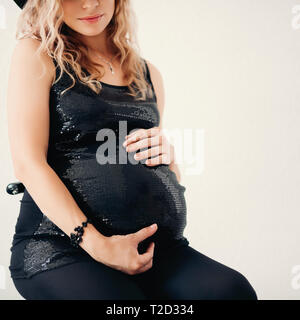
[7,0,257,300]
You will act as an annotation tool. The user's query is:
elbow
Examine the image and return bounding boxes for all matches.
[13,158,48,182]
[14,163,28,182]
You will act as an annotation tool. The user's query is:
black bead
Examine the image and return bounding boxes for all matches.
[69,218,91,248]
[70,233,76,240]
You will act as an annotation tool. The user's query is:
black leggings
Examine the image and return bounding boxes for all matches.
[12,244,257,300]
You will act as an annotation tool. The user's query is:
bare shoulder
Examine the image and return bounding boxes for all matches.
[144,59,165,92]
[11,37,56,84]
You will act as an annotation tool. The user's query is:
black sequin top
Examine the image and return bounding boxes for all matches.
[9,57,189,280]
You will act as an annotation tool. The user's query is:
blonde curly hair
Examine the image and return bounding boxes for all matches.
[15,0,153,100]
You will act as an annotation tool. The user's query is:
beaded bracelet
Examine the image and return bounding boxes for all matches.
[70,217,92,248]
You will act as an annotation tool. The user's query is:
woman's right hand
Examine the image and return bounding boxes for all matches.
[92,223,158,275]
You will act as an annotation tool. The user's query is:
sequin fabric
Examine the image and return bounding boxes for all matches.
[9,58,189,280]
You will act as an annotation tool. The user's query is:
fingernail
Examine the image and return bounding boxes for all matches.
[151,223,157,228]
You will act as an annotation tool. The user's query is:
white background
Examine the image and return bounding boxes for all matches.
[0,0,300,299]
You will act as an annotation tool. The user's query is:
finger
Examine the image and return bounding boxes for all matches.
[137,241,155,266]
[135,145,161,161]
[145,154,171,166]
[126,127,159,145]
[133,223,158,243]
[123,134,139,147]
[135,258,153,274]
[125,135,160,151]
[125,129,143,140]
[124,137,146,151]
[125,129,146,145]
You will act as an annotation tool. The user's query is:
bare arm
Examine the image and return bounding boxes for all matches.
[6,38,107,260]
[146,60,182,183]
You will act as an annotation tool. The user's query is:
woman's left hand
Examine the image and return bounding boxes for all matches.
[122,127,174,166]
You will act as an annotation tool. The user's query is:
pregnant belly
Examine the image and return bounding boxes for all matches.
[53,152,187,243]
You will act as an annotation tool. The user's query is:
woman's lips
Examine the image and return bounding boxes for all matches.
[79,14,104,23]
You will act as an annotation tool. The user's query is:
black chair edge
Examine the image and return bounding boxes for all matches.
[6,182,25,195]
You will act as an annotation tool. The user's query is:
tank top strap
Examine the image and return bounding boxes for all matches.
[50,56,63,83]
[142,58,154,89]
[142,58,157,102]
[50,57,74,83]
[51,56,58,67]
